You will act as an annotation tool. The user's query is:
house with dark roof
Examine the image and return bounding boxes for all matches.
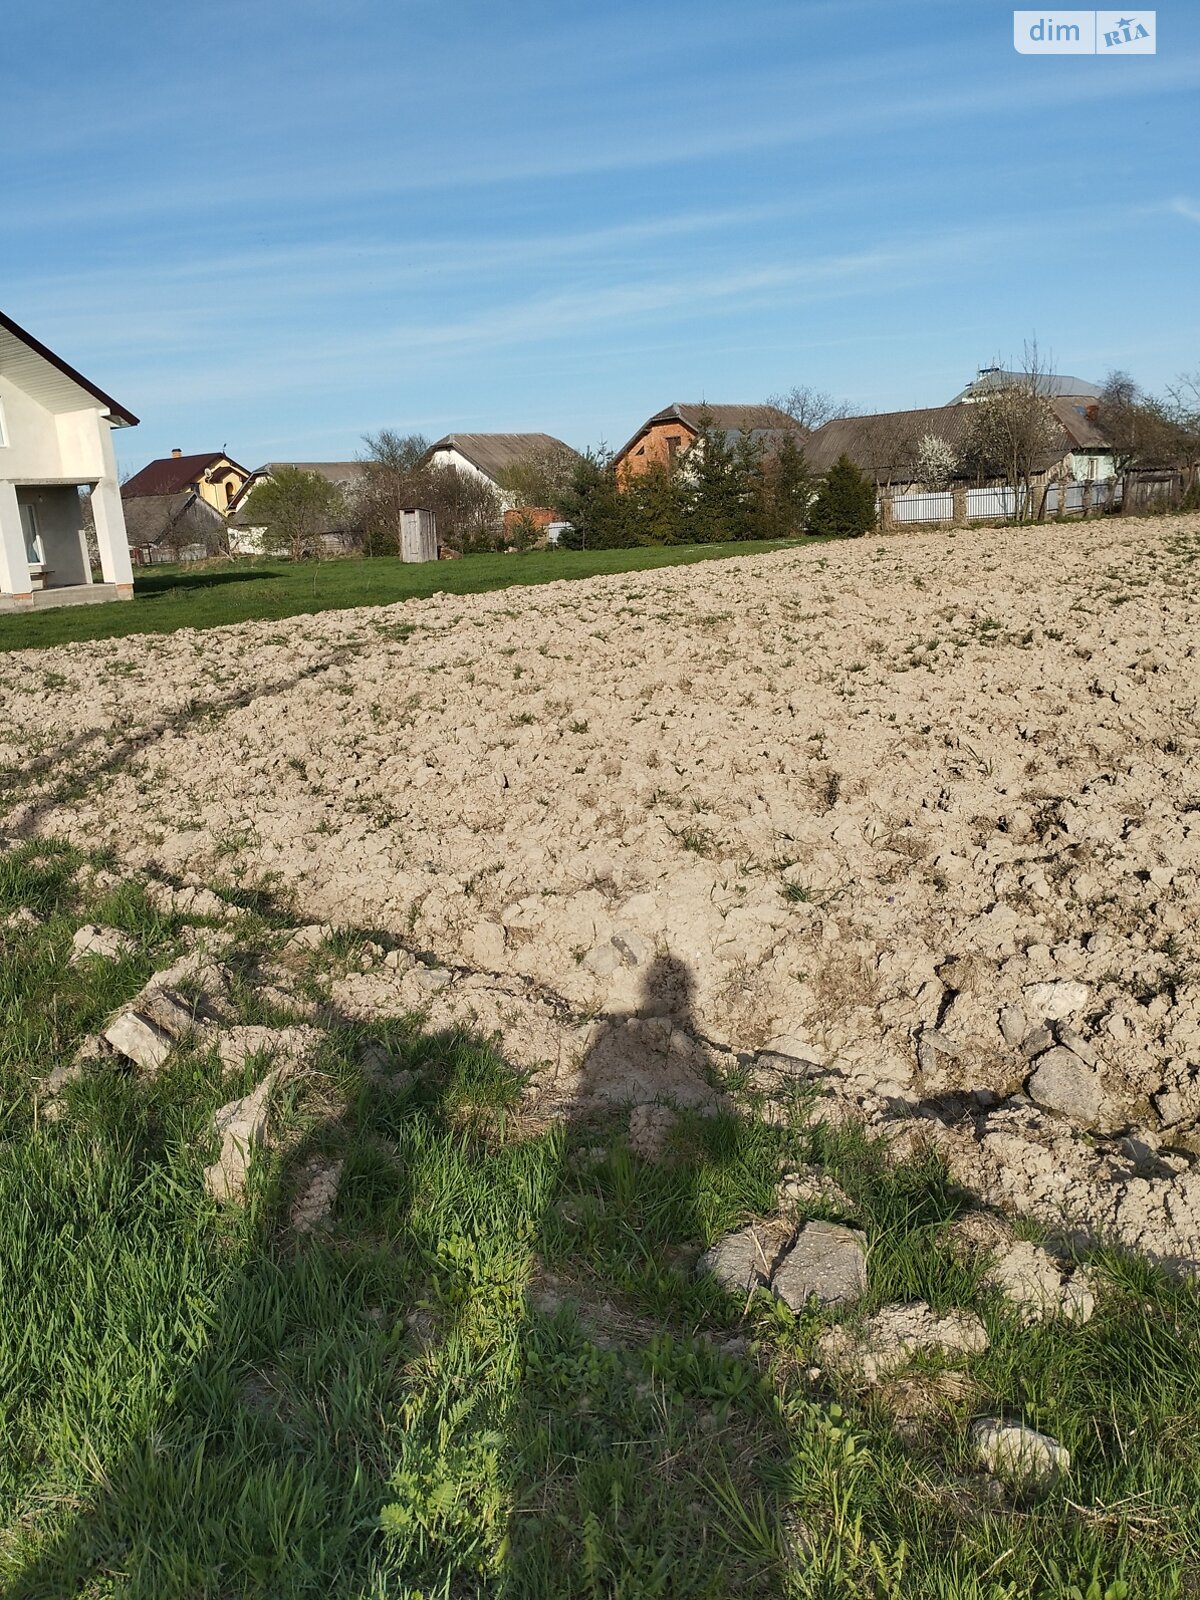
[0,309,138,609]
[121,491,229,566]
[613,403,801,480]
[805,397,1114,491]
[122,448,250,513]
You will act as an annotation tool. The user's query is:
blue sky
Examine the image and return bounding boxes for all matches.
[3,0,1196,471]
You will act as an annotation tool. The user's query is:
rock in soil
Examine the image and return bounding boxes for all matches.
[970,1417,1070,1486]
[816,1301,989,1385]
[104,1009,175,1074]
[203,1069,286,1202]
[1027,1048,1105,1128]
[771,1221,868,1310]
[696,1221,791,1296]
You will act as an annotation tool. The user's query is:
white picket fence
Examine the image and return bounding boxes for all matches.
[878,480,1118,524]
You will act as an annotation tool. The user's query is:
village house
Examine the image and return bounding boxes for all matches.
[805,400,1110,487]
[228,461,367,555]
[613,402,800,480]
[424,433,577,500]
[0,310,138,610]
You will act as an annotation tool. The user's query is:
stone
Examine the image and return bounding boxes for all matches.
[753,1048,822,1080]
[970,1418,1069,1485]
[998,1007,1027,1049]
[1022,980,1090,1022]
[771,1222,868,1310]
[1027,1048,1104,1127]
[289,1158,344,1234]
[103,1009,175,1073]
[816,1301,989,1385]
[696,1222,789,1297]
[70,924,136,964]
[411,965,453,992]
[1020,1025,1055,1059]
[141,990,203,1041]
[982,1240,1095,1325]
[1052,1023,1098,1067]
[919,1026,961,1058]
[203,1070,284,1202]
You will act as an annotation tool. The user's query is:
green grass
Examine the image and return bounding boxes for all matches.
[0,541,812,653]
[1,840,1197,1597]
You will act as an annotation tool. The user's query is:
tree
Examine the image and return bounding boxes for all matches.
[556,449,636,549]
[353,432,431,556]
[493,442,578,513]
[961,343,1060,517]
[914,433,958,491]
[246,468,344,562]
[759,431,815,537]
[807,454,877,538]
[768,386,852,434]
[681,414,760,543]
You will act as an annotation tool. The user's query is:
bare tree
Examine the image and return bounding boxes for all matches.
[767,386,852,435]
[961,341,1061,517]
[493,442,578,513]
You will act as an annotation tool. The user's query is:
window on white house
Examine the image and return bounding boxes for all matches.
[19,504,43,567]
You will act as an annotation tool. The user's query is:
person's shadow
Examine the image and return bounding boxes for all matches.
[4,953,789,1597]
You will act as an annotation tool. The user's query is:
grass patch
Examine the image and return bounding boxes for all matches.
[0,542,817,653]
[0,852,1197,1596]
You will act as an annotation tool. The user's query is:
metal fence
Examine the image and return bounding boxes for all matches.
[877,479,1121,525]
[890,490,955,523]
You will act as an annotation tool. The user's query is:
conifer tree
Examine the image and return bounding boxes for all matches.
[807,453,877,537]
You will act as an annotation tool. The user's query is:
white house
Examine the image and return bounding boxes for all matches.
[423,433,577,507]
[0,311,137,609]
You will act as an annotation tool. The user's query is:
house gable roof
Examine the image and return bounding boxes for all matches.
[0,310,138,427]
[615,403,798,464]
[120,490,227,547]
[122,452,249,498]
[950,369,1103,404]
[806,399,1110,480]
[229,461,367,516]
[426,433,579,483]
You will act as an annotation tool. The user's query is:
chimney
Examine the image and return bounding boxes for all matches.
[171,447,182,458]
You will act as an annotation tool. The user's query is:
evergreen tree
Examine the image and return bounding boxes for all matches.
[808,453,877,537]
[761,431,814,538]
[627,460,688,545]
[556,450,636,548]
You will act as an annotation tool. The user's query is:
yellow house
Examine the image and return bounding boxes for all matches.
[122,449,249,513]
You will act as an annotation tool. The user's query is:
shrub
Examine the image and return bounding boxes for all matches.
[808,454,877,538]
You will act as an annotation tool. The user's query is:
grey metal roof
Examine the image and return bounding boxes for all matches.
[949,369,1103,403]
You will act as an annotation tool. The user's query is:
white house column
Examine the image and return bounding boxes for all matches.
[0,481,33,601]
[91,413,134,596]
